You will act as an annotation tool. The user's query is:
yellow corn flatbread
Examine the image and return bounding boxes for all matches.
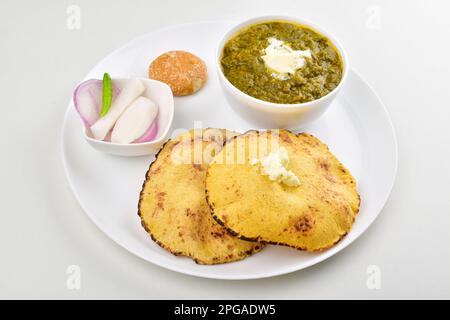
[138,128,263,264]
[205,130,360,251]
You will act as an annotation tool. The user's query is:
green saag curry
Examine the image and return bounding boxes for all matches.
[221,21,343,104]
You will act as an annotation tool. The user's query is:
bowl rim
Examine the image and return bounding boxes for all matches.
[82,77,174,147]
[216,15,349,110]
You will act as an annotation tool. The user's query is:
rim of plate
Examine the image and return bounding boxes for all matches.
[61,21,398,280]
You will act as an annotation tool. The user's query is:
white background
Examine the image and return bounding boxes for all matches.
[0,0,449,299]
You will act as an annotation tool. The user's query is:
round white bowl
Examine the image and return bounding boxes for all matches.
[216,16,349,129]
[82,78,174,157]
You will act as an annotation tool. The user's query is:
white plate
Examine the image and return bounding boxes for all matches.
[61,21,397,280]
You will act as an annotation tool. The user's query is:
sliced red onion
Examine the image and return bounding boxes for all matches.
[73,79,120,127]
[133,120,158,143]
[104,130,113,142]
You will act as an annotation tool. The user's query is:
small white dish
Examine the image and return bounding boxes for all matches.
[82,78,174,157]
[216,16,349,129]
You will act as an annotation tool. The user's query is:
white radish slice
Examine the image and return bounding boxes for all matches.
[111,96,159,144]
[90,78,145,140]
[73,79,119,127]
